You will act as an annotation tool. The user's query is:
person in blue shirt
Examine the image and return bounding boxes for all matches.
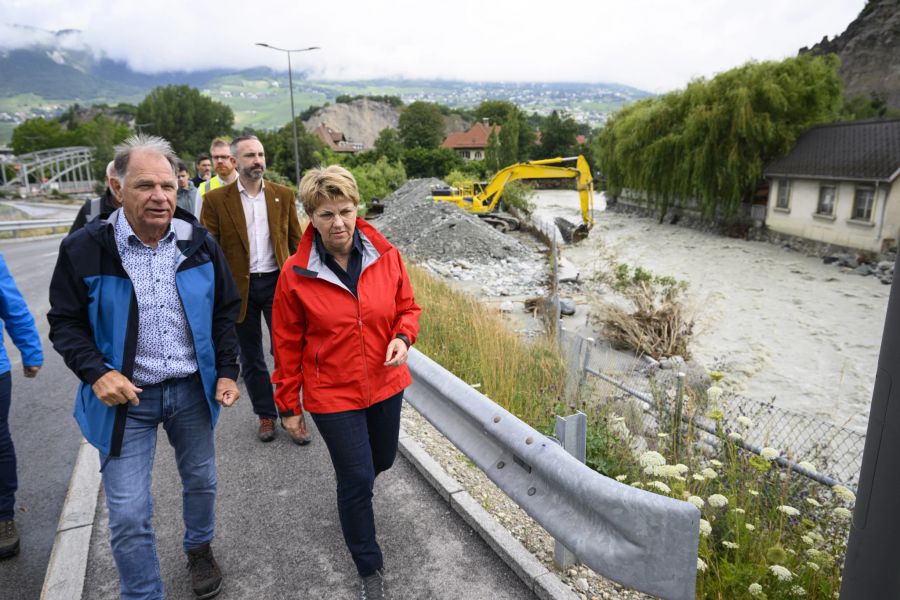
[0,254,42,559]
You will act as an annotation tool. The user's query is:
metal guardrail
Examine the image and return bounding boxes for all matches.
[0,219,71,236]
[406,348,701,600]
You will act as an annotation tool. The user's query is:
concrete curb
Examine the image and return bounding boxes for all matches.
[398,427,579,600]
[40,439,101,600]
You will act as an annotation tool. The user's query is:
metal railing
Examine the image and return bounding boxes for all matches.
[0,219,72,236]
[406,348,700,600]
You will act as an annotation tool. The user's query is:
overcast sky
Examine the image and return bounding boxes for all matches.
[0,0,865,93]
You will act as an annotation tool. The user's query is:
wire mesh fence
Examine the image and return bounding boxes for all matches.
[560,328,866,488]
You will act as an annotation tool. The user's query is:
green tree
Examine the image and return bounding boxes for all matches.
[373,128,404,162]
[11,118,68,154]
[498,107,520,167]
[136,85,234,155]
[348,156,407,206]
[594,54,843,220]
[398,101,445,150]
[474,100,517,125]
[484,128,501,172]
[402,147,463,178]
[536,111,579,159]
[69,115,131,178]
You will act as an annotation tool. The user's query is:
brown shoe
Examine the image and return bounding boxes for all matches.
[0,520,19,559]
[257,417,276,442]
[282,414,311,446]
[186,543,222,599]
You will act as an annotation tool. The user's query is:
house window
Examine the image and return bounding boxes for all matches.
[463,150,471,160]
[816,185,836,216]
[852,186,875,221]
[475,151,483,160]
[776,179,791,209]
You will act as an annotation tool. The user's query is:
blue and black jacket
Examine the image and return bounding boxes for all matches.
[48,207,241,457]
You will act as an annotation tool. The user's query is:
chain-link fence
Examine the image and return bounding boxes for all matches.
[560,328,866,488]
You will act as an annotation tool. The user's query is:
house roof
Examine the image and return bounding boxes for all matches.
[441,121,500,150]
[764,119,900,182]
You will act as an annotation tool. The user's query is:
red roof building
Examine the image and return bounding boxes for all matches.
[441,120,500,161]
[311,123,364,153]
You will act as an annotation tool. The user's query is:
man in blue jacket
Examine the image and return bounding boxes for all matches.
[48,134,241,600]
[0,254,42,560]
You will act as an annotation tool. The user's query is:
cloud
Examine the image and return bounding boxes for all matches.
[0,0,866,92]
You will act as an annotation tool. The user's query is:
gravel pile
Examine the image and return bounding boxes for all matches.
[373,178,548,297]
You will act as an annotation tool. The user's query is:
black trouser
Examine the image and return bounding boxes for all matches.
[311,391,404,577]
[236,271,279,420]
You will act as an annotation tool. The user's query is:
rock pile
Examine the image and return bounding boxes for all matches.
[823,253,895,284]
[372,179,549,297]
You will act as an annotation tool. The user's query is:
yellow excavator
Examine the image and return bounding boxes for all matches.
[428,155,595,242]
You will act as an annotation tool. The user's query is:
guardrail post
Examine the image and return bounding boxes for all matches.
[553,411,587,569]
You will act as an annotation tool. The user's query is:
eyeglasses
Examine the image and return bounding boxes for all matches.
[212,155,232,162]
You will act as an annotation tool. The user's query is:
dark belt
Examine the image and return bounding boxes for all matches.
[250,271,279,279]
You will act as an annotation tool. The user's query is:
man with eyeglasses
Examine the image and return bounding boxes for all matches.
[194,138,239,217]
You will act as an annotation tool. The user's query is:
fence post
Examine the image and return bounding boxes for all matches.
[553,411,587,569]
[673,372,685,461]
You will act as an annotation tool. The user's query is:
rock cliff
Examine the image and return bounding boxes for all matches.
[802,0,900,109]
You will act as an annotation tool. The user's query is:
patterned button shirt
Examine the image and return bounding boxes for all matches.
[113,209,198,386]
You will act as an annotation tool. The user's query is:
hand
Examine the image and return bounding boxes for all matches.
[215,377,240,407]
[384,338,408,367]
[282,414,306,436]
[23,365,40,378]
[92,370,142,407]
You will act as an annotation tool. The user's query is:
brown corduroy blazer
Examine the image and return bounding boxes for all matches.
[200,179,302,322]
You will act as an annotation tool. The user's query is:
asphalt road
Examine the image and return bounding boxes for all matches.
[0,234,539,599]
[0,235,84,599]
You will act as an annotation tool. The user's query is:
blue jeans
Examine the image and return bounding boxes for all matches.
[311,391,403,577]
[100,374,216,600]
[0,371,15,521]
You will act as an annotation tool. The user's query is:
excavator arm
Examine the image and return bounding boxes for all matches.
[431,155,595,241]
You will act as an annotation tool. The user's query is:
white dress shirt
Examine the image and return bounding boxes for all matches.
[237,178,278,273]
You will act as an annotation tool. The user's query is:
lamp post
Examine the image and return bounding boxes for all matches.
[255,43,320,185]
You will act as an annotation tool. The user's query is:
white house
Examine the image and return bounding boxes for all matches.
[763,119,900,253]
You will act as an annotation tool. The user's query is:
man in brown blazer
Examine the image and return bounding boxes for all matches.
[200,135,310,445]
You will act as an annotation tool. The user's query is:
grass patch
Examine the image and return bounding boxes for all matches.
[408,263,566,426]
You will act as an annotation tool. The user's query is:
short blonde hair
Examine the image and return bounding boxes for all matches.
[299,165,360,215]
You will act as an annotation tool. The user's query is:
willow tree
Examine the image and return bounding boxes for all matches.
[595,54,843,220]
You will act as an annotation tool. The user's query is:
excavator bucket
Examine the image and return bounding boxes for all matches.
[554,217,591,243]
[572,224,591,243]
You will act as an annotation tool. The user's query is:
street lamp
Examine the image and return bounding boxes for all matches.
[255,43,320,185]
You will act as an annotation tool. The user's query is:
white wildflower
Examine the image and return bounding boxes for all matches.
[644,464,685,480]
[797,461,817,474]
[687,496,705,510]
[707,386,723,404]
[737,415,753,428]
[808,531,825,544]
[722,541,739,549]
[697,557,707,572]
[692,473,706,482]
[639,451,666,469]
[749,490,759,496]
[748,583,764,597]
[832,485,856,504]
[710,459,723,467]
[745,523,756,532]
[806,562,820,572]
[674,463,689,474]
[727,431,743,441]
[699,519,712,537]
[708,494,729,508]
[734,508,746,515]
[801,535,814,545]
[615,474,628,482]
[769,565,793,581]
[805,497,821,508]
[648,480,671,494]
[777,505,801,517]
[791,585,807,596]
[760,447,780,461]
[630,482,644,489]
[805,548,822,559]
[701,468,718,479]
[656,432,669,438]
[833,507,852,520]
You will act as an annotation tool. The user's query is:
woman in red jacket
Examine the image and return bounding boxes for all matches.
[272,165,420,600]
